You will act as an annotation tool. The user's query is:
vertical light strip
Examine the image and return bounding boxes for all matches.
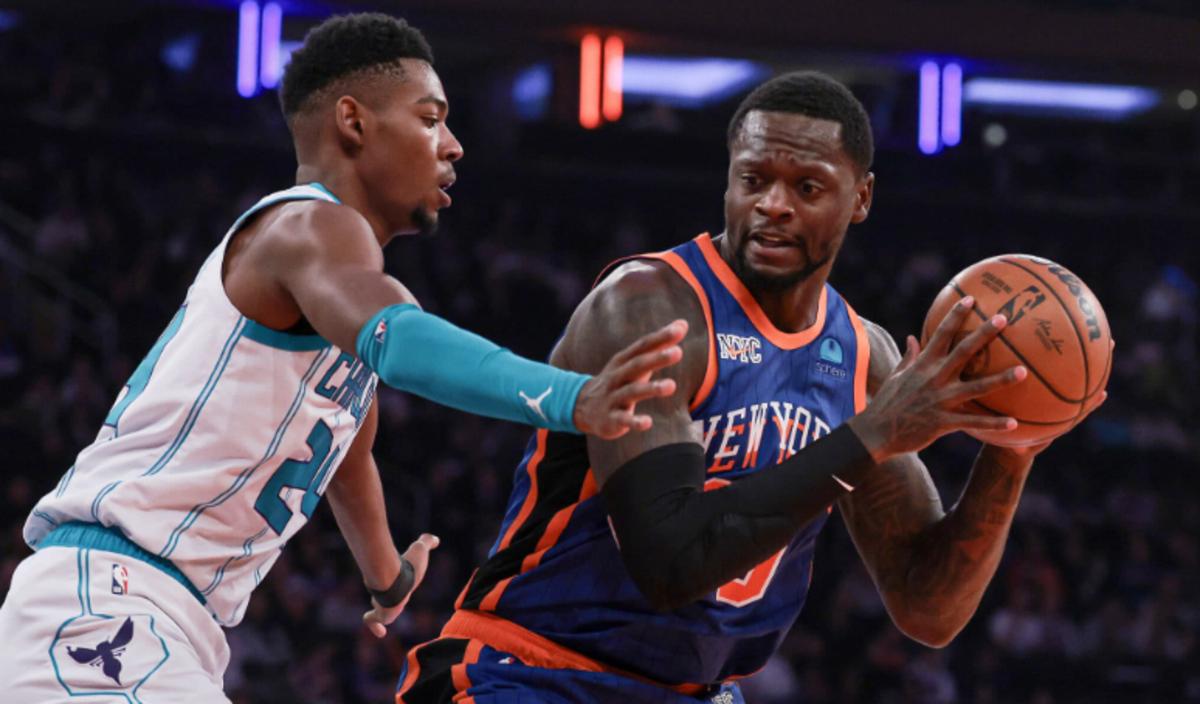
[237,0,260,98]
[259,2,283,89]
[602,36,624,122]
[941,62,963,147]
[579,33,602,129]
[918,61,941,155]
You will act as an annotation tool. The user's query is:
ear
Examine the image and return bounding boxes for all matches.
[850,171,874,224]
[334,96,366,151]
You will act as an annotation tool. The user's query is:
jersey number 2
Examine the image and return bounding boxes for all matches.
[255,420,341,535]
[704,477,786,607]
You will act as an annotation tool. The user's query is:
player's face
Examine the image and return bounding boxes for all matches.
[360,60,463,236]
[722,111,873,292]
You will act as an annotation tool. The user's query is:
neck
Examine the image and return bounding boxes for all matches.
[295,163,393,248]
[715,232,829,333]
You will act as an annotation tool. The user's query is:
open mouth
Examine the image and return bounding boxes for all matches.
[749,230,796,248]
[437,177,455,206]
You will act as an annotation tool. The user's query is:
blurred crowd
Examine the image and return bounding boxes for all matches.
[2,12,1199,704]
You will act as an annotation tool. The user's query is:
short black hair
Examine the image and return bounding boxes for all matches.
[279,13,434,119]
[727,71,874,173]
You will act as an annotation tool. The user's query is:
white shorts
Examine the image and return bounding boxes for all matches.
[0,545,232,703]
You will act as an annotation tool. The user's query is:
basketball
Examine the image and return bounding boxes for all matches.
[921,255,1113,447]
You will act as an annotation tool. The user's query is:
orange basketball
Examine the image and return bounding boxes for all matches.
[921,255,1112,447]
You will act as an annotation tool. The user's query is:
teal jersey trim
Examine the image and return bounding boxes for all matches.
[141,317,245,477]
[39,523,206,605]
[307,181,341,203]
[242,319,331,351]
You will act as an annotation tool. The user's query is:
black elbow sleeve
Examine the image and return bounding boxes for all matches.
[601,426,875,610]
[601,442,707,609]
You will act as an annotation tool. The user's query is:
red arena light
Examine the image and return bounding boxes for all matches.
[579,33,602,129]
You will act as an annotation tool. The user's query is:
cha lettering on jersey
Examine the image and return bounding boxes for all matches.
[695,400,832,473]
[315,352,377,426]
[717,333,762,364]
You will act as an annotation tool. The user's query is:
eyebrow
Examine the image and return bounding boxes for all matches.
[416,95,448,113]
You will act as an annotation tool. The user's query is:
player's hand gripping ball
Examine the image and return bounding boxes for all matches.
[921,255,1112,447]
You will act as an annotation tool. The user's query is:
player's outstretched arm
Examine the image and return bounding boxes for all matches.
[325,401,437,637]
[251,200,682,437]
[838,315,1106,648]
[588,288,1031,611]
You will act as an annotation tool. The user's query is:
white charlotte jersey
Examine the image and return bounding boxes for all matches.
[25,183,379,627]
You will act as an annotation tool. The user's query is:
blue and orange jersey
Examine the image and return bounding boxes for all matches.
[452,233,870,688]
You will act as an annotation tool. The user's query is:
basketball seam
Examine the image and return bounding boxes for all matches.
[998,257,1093,406]
[949,282,1085,406]
[967,399,1076,426]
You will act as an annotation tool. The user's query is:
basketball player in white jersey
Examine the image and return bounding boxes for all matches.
[0,14,687,702]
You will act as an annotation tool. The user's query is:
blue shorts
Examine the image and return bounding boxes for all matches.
[396,636,744,704]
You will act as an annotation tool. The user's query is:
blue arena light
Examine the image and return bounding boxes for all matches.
[259,2,283,89]
[918,61,941,155]
[162,33,200,73]
[237,1,260,98]
[963,78,1159,117]
[0,10,20,31]
[621,57,769,107]
[941,63,963,147]
[513,63,552,120]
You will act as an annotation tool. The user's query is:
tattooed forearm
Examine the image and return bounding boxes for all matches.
[841,444,1035,646]
[894,447,1032,643]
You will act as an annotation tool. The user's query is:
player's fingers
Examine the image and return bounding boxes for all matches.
[609,379,677,408]
[611,344,683,384]
[924,296,976,358]
[941,314,1007,378]
[606,409,650,437]
[945,412,1018,432]
[363,611,388,638]
[945,365,1026,404]
[894,335,920,374]
[609,320,689,366]
[1080,390,1108,416]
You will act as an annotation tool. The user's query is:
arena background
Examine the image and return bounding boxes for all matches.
[1,1,1197,702]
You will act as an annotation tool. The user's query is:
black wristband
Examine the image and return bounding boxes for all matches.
[367,558,416,608]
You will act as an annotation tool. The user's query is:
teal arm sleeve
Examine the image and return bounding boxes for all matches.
[355,304,591,433]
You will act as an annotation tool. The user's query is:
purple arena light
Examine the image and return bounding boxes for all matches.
[237,0,260,98]
[918,61,941,155]
[941,63,963,147]
[259,2,283,89]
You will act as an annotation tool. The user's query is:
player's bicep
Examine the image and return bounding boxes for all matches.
[838,319,944,590]
[566,262,708,485]
[266,203,418,351]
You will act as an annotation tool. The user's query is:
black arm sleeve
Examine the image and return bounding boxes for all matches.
[600,424,875,611]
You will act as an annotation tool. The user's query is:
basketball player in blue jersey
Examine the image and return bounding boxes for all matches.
[0,14,687,703]
[397,72,1108,702]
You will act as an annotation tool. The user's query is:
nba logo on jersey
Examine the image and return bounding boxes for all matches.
[373,318,388,343]
[111,563,129,595]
